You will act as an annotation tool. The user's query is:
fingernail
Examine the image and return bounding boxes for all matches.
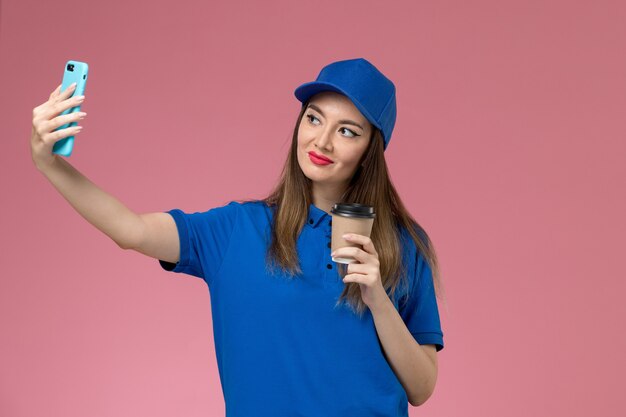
[70,82,77,88]
[342,234,351,239]
[76,95,85,101]
[331,251,336,257]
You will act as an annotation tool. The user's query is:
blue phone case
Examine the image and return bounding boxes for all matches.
[52,60,89,157]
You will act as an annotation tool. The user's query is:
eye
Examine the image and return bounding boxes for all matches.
[306,114,360,138]
[306,114,320,125]
[340,127,358,138]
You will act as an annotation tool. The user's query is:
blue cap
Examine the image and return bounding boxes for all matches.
[294,58,397,151]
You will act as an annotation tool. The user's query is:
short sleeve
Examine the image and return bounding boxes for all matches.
[398,250,445,352]
[158,201,239,286]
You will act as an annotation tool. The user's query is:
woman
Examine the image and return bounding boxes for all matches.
[31,57,446,416]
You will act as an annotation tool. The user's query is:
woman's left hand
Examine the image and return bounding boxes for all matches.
[332,233,390,311]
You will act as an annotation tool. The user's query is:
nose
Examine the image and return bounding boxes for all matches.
[314,126,333,151]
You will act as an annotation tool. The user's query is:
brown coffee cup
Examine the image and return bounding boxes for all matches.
[330,203,376,264]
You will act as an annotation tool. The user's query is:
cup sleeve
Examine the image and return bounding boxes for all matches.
[158,201,239,286]
[398,250,445,352]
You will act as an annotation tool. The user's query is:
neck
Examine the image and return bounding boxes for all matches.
[312,183,347,214]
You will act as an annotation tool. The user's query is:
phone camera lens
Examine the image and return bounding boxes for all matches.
[67,64,74,71]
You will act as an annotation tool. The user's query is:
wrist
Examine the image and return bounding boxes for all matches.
[37,156,60,176]
[369,292,394,316]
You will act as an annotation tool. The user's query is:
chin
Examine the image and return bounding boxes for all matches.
[301,166,321,181]
[300,165,327,183]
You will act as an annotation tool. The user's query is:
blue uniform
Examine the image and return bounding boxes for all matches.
[158,200,444,417]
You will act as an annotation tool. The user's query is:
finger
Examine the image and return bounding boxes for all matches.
[46,111,86,132]
[361,239,377,257]
[346,262,367,274]
[333,246,367,263]
[343,234,377,256]
[49,84,62,101]
[60,82,78,99]
[44,125,83,144]
[53,82,77,103]
[42,93,85,120]
[342,273,366,284]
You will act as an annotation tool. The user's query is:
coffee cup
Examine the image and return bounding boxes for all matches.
[330,203,376,264]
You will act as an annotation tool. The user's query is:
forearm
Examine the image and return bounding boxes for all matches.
[370,297,437,406]
[38,157,141,249]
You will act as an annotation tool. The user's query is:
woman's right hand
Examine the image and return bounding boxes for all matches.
[30,83,86,172]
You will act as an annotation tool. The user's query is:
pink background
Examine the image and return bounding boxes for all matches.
[1,0,625,415]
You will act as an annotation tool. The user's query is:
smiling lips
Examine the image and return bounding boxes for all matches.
[308,151,334,165]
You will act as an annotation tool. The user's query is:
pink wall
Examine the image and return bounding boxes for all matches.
[2,0,625,415]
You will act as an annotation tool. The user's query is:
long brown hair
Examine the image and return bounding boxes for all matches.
[236,100,448,317]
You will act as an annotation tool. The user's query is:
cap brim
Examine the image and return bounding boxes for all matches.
[293,81,383,135]
[294,81,346,103]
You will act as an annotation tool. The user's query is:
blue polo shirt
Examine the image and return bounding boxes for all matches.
[158,200,444,417]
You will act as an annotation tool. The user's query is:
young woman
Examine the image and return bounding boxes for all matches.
[31,57,446,416]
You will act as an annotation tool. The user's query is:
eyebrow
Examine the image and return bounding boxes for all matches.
[306,104,365,131]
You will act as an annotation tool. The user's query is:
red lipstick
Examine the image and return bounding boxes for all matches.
[308,151,334,165]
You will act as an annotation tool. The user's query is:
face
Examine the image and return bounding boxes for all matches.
[297,91,372,189]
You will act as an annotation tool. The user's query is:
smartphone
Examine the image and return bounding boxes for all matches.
[52,60,89,157]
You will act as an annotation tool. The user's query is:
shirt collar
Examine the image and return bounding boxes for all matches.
[306,203,330,228]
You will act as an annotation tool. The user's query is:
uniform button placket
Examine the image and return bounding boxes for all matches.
[327,220,332,245]
[323,221,334,288]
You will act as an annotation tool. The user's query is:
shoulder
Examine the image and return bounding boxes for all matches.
[224,199,275,225]
[397,221,435,275]
[398,221,430,247]
[231,199,272,214]
[212,199,265,211]
[397,223,428,260]
[395,222,433,292]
